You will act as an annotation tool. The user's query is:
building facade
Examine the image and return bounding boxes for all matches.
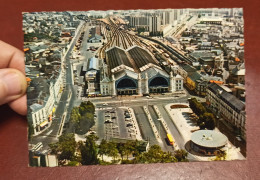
[206,83,246,140]
[101,46,184,96]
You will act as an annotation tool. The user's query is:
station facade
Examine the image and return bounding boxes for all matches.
[100,46,183,96]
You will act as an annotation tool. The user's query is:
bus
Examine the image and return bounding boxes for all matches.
[167,133,174,145]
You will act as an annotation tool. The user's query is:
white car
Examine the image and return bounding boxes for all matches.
[103,103,108,106]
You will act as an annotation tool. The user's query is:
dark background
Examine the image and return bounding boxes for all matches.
[0,0,259,179]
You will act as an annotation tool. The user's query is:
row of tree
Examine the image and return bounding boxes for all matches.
[49,133,188,166]
[188,98,216,130]
[70,101,95,135]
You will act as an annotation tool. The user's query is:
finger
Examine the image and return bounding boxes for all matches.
[0,68,27,106]
[0,40,25,73]
[8,94,27,116]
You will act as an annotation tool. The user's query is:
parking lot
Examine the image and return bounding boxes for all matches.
[96,105,142,142]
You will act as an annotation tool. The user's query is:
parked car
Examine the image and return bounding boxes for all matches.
[104,119,113,123]
[126,123,133,127]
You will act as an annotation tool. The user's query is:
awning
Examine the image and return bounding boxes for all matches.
[40,120,48,127]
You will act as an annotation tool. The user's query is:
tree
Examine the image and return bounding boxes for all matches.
[174,149,188,162]
[145,145,164,163]
[76,112,95,135]
[161,152,177,163]
[107,141,119,161]
[198,14,201,18]
[58,133,77,161]
[188,98,206,116]
[80,135,99,165]
[70,107,80,124]
[124,141,135,160]
[73,101,96,135]
[49,133,77,162]
[99,139,108,161]
[79,101,95,115]
[198,113,216,130]
[214,150,227,161]
[117,143,127,160]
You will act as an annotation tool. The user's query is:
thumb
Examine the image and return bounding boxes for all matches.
[0,68,27,105]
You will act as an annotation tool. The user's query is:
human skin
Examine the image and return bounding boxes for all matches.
[0,40,27,115]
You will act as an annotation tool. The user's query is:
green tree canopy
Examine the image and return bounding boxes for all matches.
[99,139,109,161]
[107,141,119,161]
[49,133,77,162]
[80,135,99,165]
[198,113,216,130]
[174,149,188,162]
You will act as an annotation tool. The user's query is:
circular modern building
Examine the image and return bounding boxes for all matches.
[190,130,228,156]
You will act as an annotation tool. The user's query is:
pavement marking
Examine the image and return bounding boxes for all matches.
[45,130,53,136]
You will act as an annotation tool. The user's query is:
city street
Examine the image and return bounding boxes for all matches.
[30,21,86,150]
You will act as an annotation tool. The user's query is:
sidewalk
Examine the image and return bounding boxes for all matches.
[143,106,163,144]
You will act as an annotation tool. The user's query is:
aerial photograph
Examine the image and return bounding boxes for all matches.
[24,8,246,167]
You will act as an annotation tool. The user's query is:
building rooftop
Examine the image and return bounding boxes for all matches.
[189,72,202,82]
[180,64,197,73]
[190,51,216,60]
[208,83,245,112]
[127,46,158,70]
[106,46,133,70]
[141,66,169,79]
[114,69,138,81]
[88,57,99,71]
[30,103,44,112]
[191,130,228,148]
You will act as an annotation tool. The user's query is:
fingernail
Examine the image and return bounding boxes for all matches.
[2,72,23,96]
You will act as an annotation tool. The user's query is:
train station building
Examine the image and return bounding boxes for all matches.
[100,46,183,96]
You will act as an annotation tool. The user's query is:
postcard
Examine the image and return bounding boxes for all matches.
[25,8,246,167]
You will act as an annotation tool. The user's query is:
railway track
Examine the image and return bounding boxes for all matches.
[98,16,162,59]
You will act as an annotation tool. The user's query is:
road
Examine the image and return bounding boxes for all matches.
[132,106,158,146]
[148,105,174,152]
